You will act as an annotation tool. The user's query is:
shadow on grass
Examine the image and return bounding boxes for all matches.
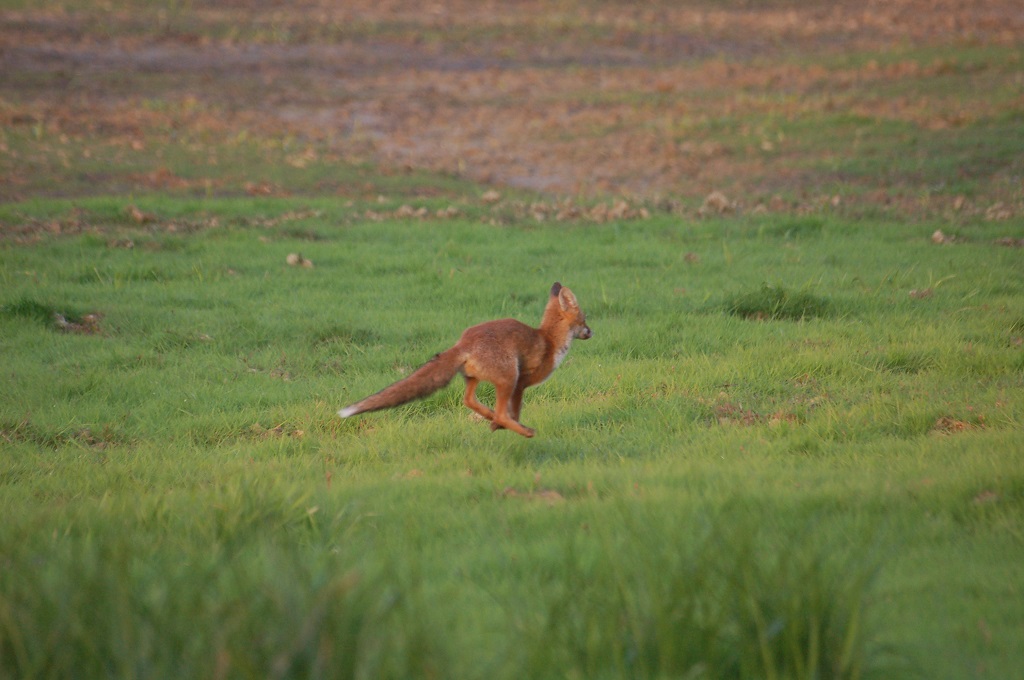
[723,283,835,321]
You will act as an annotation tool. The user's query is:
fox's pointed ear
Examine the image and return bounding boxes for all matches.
[558,286,578,311]
[550,282,563,297]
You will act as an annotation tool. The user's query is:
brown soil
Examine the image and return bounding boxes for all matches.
[2,0,1023,211]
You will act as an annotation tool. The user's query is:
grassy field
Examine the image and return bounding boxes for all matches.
[3,1,1024,678]
[2,195,1023,678]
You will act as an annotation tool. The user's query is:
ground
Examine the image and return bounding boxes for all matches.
[2,0,1023,217]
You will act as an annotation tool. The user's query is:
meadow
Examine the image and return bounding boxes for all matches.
[3,0,1024,678]
[2,195,1023,678]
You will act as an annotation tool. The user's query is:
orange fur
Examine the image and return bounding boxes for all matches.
[338,282,591,437]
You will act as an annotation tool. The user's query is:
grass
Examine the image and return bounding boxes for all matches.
[2,1,1023,676]
[2,197,1023,678]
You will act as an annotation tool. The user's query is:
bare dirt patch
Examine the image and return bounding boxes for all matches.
[2,0,1023,217]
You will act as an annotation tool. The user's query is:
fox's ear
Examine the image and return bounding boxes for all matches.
[550,282,563,297]
[558,286,578,311]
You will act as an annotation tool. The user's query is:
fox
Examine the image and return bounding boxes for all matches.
[338,282,592,438]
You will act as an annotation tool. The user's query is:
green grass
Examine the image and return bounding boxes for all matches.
[4,1,1023,675]
[2,197,1023,678]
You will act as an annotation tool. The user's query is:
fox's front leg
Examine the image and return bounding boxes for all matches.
[491,382,535,438]
[510,385,526,421]
[490,383,527,432]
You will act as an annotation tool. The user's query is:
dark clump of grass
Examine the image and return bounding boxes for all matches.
[0,296,100,333]
[0,297,62,325]
[878,349,939,374]
[762,216,827,240]
[0,419,129,450]
[311,326,383,348]
[724,283,834,321]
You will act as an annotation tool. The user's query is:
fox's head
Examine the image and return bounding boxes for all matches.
[550,282,592,340]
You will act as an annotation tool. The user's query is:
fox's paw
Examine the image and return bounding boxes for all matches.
[490,420,535,438]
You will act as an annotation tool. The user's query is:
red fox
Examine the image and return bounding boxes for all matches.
[338,282,591,438]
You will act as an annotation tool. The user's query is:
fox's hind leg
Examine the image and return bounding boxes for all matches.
[462,376,496,422]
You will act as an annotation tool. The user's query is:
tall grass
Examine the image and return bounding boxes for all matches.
[517,506,885,680]
[1,483,889,679]
[0,511,445,679]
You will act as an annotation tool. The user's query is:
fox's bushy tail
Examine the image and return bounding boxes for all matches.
[338,347,464,418]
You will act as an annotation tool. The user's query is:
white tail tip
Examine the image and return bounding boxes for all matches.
[338,406,358,418]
